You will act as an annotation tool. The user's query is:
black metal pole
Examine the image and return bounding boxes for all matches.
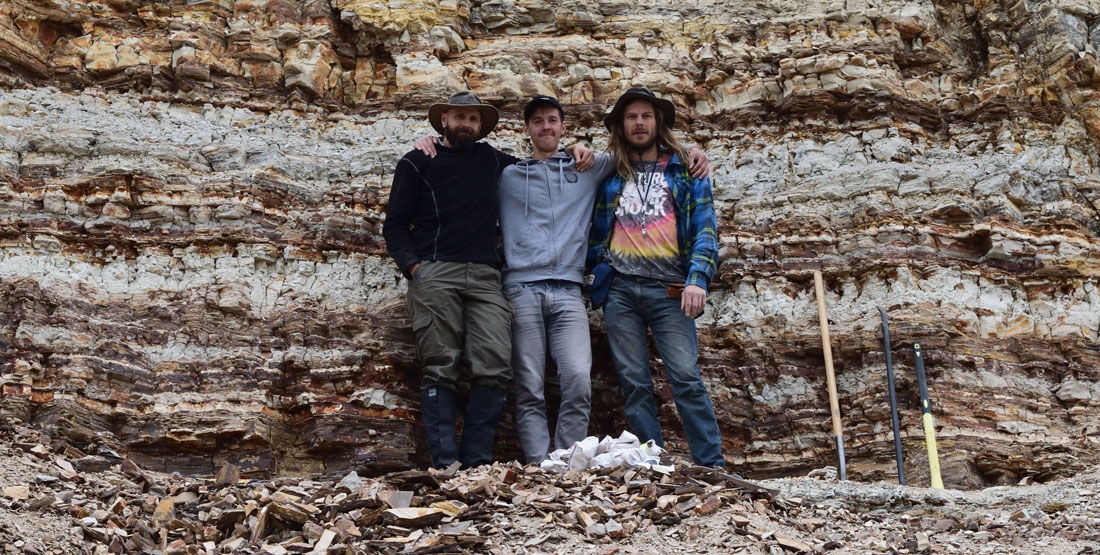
[878,307,905,486]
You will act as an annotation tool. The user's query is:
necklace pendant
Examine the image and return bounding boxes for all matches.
[641,227,648,236]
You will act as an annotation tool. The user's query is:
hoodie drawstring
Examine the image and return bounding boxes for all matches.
[517,154,568,217]
[558,159,564,194]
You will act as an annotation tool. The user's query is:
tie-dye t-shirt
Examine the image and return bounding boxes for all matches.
[607,158,686,283]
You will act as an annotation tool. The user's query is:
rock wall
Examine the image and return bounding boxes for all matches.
[1,0,1099,487]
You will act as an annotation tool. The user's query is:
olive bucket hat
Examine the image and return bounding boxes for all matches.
[603,87,676,132]
[428,90,500,140]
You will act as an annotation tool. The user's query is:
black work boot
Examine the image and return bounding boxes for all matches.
[458,385,507,468]
[420,386,459,469]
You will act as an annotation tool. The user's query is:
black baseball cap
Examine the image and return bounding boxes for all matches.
[523,95,564,123]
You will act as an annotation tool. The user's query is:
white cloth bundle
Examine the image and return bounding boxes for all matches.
[539,431,665,472]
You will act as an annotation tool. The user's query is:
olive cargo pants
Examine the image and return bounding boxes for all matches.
[406,260,513,390]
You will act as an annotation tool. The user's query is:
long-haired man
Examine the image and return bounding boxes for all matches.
[587,87,725,468]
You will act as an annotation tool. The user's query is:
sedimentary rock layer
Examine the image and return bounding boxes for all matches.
[1,0,1099,487]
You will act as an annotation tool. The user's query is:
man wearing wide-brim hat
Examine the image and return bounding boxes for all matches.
[586,87,725,468]
[425,90,500,143]
[382,90,520,470]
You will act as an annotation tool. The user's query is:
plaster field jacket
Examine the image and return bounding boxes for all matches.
[586,153,719,292]
[383,142,519,278]
[498,152,615,286]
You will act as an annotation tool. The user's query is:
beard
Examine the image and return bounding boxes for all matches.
[625,129,658,153]
[444,126,476,150]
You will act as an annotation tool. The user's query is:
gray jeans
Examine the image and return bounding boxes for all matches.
[407,261,512,390]
[506,280,592,463]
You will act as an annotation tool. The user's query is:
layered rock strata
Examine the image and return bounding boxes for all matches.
[1,0,1099,487]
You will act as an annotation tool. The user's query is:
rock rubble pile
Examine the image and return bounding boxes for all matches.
[4,415,1100,554]
[1,417,782,554]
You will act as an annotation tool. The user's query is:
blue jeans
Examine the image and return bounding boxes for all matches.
[506,280,592,463]
[603,275,724,467]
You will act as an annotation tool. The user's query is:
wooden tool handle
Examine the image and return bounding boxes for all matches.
[814,270,847,480]
[814,271,843,437]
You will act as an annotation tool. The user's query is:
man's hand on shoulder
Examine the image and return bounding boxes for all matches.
[687,147,710,179]
[415,136,440,158]
[681,285,706,319]
[565,143,595,172]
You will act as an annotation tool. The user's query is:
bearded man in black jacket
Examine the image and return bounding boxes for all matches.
[384,91,598,469]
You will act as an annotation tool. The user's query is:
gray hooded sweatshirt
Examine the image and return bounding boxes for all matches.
[499,152,614,286]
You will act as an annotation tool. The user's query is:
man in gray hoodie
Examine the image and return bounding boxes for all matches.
[414,96,708,464]
[500,96,612,464]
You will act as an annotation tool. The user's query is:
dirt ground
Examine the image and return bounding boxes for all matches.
[0,444,79,553]
[2,423,1099,554]
[490,465,1100,554]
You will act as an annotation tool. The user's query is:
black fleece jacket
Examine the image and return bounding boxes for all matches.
[383,141,519,277]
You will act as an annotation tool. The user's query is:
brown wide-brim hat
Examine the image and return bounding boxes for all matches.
[603,87,676,132]
[428,90,500,140]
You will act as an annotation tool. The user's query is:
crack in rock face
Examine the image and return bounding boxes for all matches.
[1,0,1099,488]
